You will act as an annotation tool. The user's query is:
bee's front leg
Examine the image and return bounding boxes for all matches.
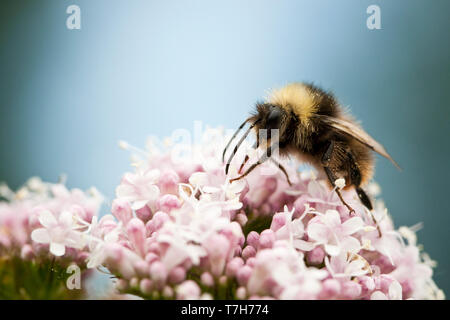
[230,143,272,183]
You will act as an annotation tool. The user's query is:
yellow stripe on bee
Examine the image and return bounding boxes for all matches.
[266,83,318,125]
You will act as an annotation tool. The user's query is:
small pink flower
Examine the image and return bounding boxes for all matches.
[158,194,181,213]
[31,210,83,256]
[176,280,201,300]
[308,209,364,256]
[168,266,186,284]
[242,245,256,260]
[111,199,133,225]
[325,252,371,279]
[371,280,402,300]
[127,218,146,256]
[204,233,231,276]
[115,169,160,210]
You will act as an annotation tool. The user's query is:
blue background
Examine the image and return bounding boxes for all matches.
[1,0,449,296]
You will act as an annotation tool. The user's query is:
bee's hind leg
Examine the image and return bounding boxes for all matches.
[347,152,382,237]
[356,186,382,237]
[356,187,372,211]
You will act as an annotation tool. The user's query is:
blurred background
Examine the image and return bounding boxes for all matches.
[1,0,449,296]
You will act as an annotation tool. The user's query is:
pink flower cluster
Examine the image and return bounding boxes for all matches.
[0,128,443,300]
[83,128,443,300]
[0,177,103,267]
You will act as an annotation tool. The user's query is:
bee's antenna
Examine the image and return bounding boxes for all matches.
[225,119,260,175]
[222,118,250,162]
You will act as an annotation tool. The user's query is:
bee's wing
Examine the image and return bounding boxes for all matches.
[317,115,401,169]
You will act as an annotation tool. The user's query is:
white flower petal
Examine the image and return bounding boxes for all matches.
[115,184,135,199]
[323,210,341,228]
[342,217,364,235]
[189,172,209,187]
[389,281,403,300]
[38,210,57,228]
[340,236,361,254]
[371,291,388,300]
[307,223,328,242]
[31,228,51,244]
[59,210,74,226]
[131,200,149,211]
[50,242,66,256]
[325,243,341,256]
[293,239,316,251]
[228,179,246,194]
[202,186,221,194]
[145,169,160,181]
[144,184,160,201]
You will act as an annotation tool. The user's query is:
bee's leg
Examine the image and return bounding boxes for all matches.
[321,141,356,215]
[346,152,374,211]
[323,166,355,215]
[346,151,382,237]
[355,187,372,210]
[321,140,335,166]
[230,143,272,183]
[239,140,259,173]
[239,156,249,174]
[269,158,292,186]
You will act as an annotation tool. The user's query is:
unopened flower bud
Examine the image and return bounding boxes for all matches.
[246,231,260,248]
[20,244,34,260]
[226,257,244,277]
[168,266,186,284]
[127,218,146,256]
[236,265,252,286]
[177,280,201,300]
[341,281,362,299]
[259,229,275,249]
[270,212,286,232]
[158,194,181,213]
[162,286,174,299]
[236,287,247,299]
[150,261,167,284]
[307,246,325,265]
[319,279,341,299]
[136,205,152,222]
[200,272,215,287]
[111,199,133,225]
[242,246,256,260]
[140,279,153,295]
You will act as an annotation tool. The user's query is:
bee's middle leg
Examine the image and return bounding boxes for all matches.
[323,166,356,215]
[321,141,356,215]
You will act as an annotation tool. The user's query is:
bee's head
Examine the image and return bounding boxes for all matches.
[252,103,287,139]
[222,103,287,173]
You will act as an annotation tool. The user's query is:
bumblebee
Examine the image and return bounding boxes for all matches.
[223,82,399,214]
